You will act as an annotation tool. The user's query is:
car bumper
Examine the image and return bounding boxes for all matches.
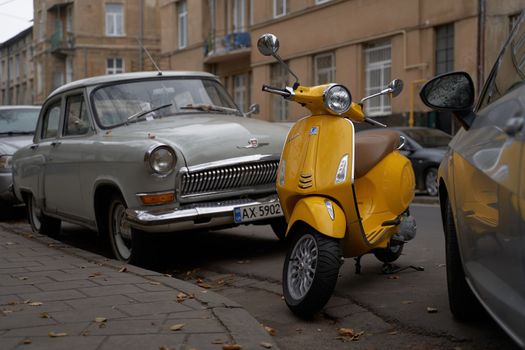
[125,194,282,233]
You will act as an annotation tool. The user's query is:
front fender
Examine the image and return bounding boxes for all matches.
[287,196,346,239]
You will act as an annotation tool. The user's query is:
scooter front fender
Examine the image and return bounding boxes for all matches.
[286,196,346,239]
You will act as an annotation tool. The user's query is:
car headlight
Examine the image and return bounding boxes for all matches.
[0,155,12,171]
[324,84,351,115]
[145,146,176,176]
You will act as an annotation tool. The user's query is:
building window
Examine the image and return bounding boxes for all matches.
[435,24,454,75]
[314,52,335,85]
[271,62,289,121]
[66,5,73,33]
[66,56,73,83]
[106,3,124,36]
[177,0,188,49]
[233,73,249,112]
[365,40,391,116]
[233,0,246,32]
[273,0,288,18]
[107,58,124,74]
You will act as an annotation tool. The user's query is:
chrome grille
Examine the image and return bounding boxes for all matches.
[180,161,279,197]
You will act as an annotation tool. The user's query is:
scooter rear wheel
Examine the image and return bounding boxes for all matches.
[283,228,341,318]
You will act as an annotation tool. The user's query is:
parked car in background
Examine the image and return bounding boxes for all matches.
[358,126,452,196]
[12,72,289,264]
[0,106,40,219]
[420,11,525,348]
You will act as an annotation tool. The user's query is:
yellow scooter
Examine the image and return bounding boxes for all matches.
[257,34,418,317]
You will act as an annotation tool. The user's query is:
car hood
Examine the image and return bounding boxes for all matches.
[107,114,290,167]
[0,135,34,155]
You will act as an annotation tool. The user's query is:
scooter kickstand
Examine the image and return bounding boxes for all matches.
[381,263,425,275]
[354,256,363,274]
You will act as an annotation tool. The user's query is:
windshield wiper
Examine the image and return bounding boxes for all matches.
[0,131,34,136]
[127,103,173,122]
[180,104,240,115]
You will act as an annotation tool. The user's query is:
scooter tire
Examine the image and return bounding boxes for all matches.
[283,228,342,318]
[373,241,404,263]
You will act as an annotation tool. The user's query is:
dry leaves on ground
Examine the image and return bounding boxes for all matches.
[95,317,107,323]
[264,325,276,336]
[223,344,242,350]
[196,279,212,289]
[28,302,43,306]
[48,331,68,337]
[40,312,50,319]
[119,266,127,273]
[337,327,364,342]
[260,342,273,349]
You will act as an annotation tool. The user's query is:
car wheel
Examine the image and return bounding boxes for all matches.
[444,198,485,321]
[283,228,341,318]
[425,167,438,196]
[27,194,61,236]
[107,195,147,265]
[270,218,287,241]
[373,241,404,263]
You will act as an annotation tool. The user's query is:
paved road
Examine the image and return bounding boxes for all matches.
[3,203,519,349]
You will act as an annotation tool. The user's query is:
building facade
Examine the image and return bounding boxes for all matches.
[160,0,525,133]
[0,27,35,105]
[32,0,161,104]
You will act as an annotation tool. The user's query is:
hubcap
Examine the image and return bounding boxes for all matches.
[287,234,318,300]
[111,203,132,260]
[426,170,438,196]
[30,197,42,231]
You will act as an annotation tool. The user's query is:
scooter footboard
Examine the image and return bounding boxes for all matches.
[286,196,346,239]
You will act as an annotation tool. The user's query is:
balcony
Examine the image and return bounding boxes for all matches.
[204,31,251,64]
[50,31,74,55]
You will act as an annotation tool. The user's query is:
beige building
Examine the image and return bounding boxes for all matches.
[32,0,161,104]
[160,0,525,133]
[0,27,35,105]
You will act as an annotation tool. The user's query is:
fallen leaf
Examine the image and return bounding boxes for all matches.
[223,344,242,350]
[427,307,438,313]
[212,339,224,344]
[337,328,364,342]
[159,346,175,350]
[18,276,28,281]
[7,301,18,305]
[260,342,273,349]
[88,272,102,278]
[387,275,400,280]
[196,279,211,289]
[170,323,185,331]
[338,328,355,336]
[40,312,50,319]
[95,317,107,323]
[176,292,188,303]
[20,339,32,344]
[149,281,161,285]
[119,266,127,273]
[217,279,225,285]
[401,300,414,304]
[388,331,398,335]
[48,331,68,337]
[29,302,43,306]
[264,325,276,336]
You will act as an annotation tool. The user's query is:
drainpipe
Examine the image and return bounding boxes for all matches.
[477,0,486,91]
[139,0,144,71]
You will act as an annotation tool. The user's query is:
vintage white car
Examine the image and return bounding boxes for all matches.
[12,72,289,264]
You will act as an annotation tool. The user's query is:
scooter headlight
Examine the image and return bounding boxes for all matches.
[324,85,351,115]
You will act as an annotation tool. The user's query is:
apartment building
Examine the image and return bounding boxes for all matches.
[160,0,525,133]
[0,27,35,105]
[33,0,161,104]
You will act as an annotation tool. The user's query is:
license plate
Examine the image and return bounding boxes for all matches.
[233,202,283,223]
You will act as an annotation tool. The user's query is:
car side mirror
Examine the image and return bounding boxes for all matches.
[420,72,476,130]
[244,103,260,118]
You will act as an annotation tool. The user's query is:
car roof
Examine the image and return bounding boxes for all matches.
[48,71,218,99]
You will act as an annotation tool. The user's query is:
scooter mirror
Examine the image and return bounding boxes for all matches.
[257,34,279,56]
[388,79,404,97]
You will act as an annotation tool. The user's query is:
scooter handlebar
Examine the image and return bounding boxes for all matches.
[262,85,291,98]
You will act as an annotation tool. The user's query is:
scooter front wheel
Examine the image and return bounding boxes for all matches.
[283,228,342,318]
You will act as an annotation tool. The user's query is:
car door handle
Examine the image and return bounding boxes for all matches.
[504,116,524,136]
[51,141,61,147]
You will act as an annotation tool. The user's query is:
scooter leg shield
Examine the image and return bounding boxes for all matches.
[286,197,346,239]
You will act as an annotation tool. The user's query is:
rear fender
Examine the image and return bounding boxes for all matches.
[286,196,346,239]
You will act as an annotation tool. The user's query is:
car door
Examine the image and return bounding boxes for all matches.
[44,91,92,220]
[452,14,525,331]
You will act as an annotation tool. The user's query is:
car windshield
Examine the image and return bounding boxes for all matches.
[0,108,40,134]
[92,77,242,128]
[402,128,452,148]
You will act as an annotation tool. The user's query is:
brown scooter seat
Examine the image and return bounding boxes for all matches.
[354,130,401,178]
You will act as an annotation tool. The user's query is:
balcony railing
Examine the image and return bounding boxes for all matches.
[204,31,251,60]
[50,31,74,54]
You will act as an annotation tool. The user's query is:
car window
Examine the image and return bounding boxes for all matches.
[0,108,40,134]
[41,101,61,140]
[64,94,90,136]
[91,77,241,128]
[478,12,525,110]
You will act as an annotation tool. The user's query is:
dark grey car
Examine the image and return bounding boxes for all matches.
[420,11,525,348]
[0,106,40,219]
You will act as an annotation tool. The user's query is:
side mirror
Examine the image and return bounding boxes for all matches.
[387,79,404,97]
[420,72,476,130]
[244,103,260,118]
[420,72,475,111]
[257,34,279,57]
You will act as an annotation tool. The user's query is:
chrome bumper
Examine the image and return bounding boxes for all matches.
[125,194,281,233]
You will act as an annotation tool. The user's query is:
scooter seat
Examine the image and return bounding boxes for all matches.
[354,130,401,178]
